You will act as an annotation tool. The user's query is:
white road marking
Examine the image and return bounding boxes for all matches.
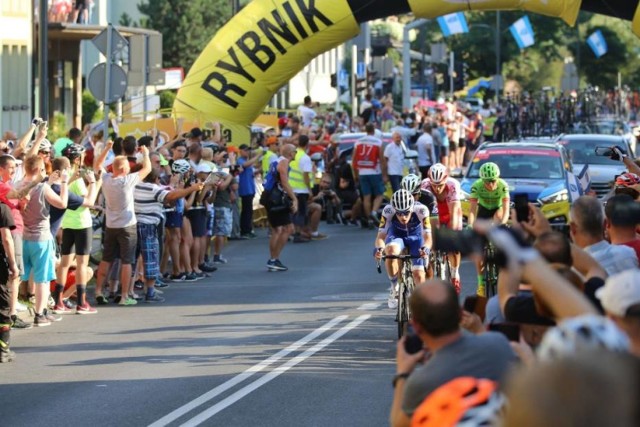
[357,302,381,310]
[148,315,348,427]
[180,315,371,427]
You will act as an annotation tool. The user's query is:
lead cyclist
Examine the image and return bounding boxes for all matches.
[419,163,463,293]
[373,189,432,309]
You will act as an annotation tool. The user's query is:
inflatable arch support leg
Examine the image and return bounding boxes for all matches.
[173,0,639,137]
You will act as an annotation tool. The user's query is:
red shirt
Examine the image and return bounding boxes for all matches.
[622,239,640,263]
[0,181,23,234]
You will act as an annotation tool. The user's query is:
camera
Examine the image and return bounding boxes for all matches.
[594,145,626,160]
[404,325,424,354]
[433,228,507,267]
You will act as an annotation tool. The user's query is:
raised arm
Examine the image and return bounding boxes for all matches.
[93,139,114,172]
[12,120,39,159]
[137,146,152,180]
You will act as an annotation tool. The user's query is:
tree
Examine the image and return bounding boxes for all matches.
[568,25,626,89]
[137,0,231,73]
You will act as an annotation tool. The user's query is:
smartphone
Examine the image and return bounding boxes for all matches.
[488,322,520,342]
[463,295,478,313]
[594,146,614,157]
[433,228,486,257]
[514,193,530,223]
[282,128,292,138]
[404,325,424,354]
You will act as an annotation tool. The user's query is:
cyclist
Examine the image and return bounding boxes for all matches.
[373,189,432,309]
[420,163,463,292]
[468,162,510,296]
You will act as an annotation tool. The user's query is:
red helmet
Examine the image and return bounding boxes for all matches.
[278,117,289,129]
[615,172,640,188]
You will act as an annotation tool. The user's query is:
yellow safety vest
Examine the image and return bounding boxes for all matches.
[262,150,277,176]
[289,148,308,191]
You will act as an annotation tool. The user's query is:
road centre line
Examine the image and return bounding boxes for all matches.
[148,315,348,427]
[180,315,372,427]
[358,302,382,310]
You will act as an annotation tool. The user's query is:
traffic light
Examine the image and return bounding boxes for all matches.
[330,73,337,88]
[355,74,367,94]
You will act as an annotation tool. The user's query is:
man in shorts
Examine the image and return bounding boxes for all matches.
[352,123,388,227]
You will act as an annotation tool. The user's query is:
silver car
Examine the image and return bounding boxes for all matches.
[555,134,634,199]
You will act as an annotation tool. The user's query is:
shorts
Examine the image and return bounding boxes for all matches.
[359,174,385,196]
[61,227,92,256]
[267,207,292,228]
[385,235,426,270]
[103,225,138,264]
[165,210,183,229]
[294,193,309,227]
[186,209,207,237]
[439,144,450,158]
[477,205,500,220]
[136,223,160,280]
[449,140,457,152]
[458,138,466,148]
[11,232,24,277]
[213,207,232,237]
[22,238,57,283]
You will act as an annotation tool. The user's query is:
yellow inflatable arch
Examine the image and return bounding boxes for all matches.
[173,0,639,140]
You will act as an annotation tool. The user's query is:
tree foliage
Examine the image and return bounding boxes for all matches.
[137,0,231,73]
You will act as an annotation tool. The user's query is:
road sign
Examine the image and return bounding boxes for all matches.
[430,43,447,63]
[88,63,128,103]
[128,34,165,86]
[490,74,504,91]
[92,26,128,56]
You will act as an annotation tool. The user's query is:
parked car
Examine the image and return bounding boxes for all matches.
[570,117,637,156]
[555,134,633,199]
[459,141,586,228]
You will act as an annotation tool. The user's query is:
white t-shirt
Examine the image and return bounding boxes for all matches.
[297,105,317,127]
[384,142,406,176]
[416,133,435,167]
[102,172,141,228]
[294,152,313,194]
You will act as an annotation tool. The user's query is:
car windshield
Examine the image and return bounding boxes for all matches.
[572,121,628,136]
[557,138,628,165]
[468,148,565,180]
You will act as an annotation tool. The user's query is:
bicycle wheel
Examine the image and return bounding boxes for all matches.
[432,252,442,280]
[483,245,499,298]
[397,261,413,338]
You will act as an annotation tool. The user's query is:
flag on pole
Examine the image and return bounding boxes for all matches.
[437,13,469,37]
[509,16,535,49]
[587,30,608,58]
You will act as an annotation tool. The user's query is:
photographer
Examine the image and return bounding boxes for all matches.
[311,173,341,224]
[609,146,640,176]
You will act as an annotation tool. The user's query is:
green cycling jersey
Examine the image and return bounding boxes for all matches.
[469,178,510,210]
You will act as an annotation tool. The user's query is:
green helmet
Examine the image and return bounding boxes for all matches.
[479,162,500,181]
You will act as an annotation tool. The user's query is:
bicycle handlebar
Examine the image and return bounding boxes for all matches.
[375,254,425,274]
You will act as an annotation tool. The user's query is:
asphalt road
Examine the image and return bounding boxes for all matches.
[1,222,477,427]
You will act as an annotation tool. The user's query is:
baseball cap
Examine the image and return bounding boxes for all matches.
[227,146,239,154]
[195,163,212,174]
[596,269,640,316]
[265,136,278,146]
[278,117,289,128]
[238,144,250,150]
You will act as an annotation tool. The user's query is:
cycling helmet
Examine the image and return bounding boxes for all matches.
[429,163,448,184]
[61,143,85,160]
[401,174,422,194]
[479,162,500,181]
[615,172,640,188]
[411,377,506,427]
[171,159,191,174]
[537,314,629,362]
[28,138,52,153]
[391,189,415,212]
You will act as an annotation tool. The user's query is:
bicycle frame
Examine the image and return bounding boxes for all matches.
[377,254,421,338]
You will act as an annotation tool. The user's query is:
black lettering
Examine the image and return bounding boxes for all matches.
[257,10,299,55]
[201,72,246,109]
[296,0,333,33]
[282,1,308,39]
[237,31,276,72]
[223,128,232,141]
[217,46,256,83]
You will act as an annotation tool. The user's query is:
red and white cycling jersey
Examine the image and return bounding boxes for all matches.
[420,177,461,227]
[352,135,383,174]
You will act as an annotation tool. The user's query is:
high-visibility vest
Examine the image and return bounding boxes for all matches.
[262,150,277,176]
[289,148,308,191]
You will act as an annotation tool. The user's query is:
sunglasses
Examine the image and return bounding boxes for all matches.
[39,150,50,155]
[483,179,497,184]
[396,210,411,217]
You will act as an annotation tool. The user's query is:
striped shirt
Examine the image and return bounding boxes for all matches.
[585,240,639,276]
[134,182,170,225]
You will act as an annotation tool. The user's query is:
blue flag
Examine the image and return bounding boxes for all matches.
[509,16,535,49]
[587,30,608,58]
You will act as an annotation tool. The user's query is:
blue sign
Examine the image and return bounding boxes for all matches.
[356,62,366,79]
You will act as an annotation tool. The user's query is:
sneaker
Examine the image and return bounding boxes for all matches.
[170,273,187,282]
[293,235,310,243]
[199,263,218,273]
[387,287,398,310]
[134,280,144,290]
[96,294,109,305]
[451,278,461,294]
[130,293,144,301]
[155,279,169,288]
[162,272,172,280]
[0,348,16,363]
[43,309,62,322]
[184,272,198,282]
[51,304,72,315]
[194,272,208,280]
[230,235,248,240]
[33,313,51,327]
[15,300,28,313]
[118,297,137,306]
[145,293,165,303]
[213,256,228,264]
[11,315,32,330]
[241,232,257,239]
[267,259,288,272]
[63,299,77,309]
[310,233,328,240]
[76,303,98,315]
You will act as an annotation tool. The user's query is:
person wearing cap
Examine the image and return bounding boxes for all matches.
[237,143,263,239]
[261,136,280,178]
[597,269,640,357]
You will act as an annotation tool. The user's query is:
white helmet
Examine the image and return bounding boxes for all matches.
[401,174,421,194]
[537,314,630,361]
[171,159,191,174]
[429,163,448,184]
[391,189,415,212]
[27,138,52,153]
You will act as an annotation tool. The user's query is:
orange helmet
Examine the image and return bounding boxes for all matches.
[411,377,505,427]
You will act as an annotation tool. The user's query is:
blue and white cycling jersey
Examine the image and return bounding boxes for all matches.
[378,201,431,238]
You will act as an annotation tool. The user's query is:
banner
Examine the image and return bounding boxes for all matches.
[437,13,469,37]
[509,16,535,49]
[587,30,608,58]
